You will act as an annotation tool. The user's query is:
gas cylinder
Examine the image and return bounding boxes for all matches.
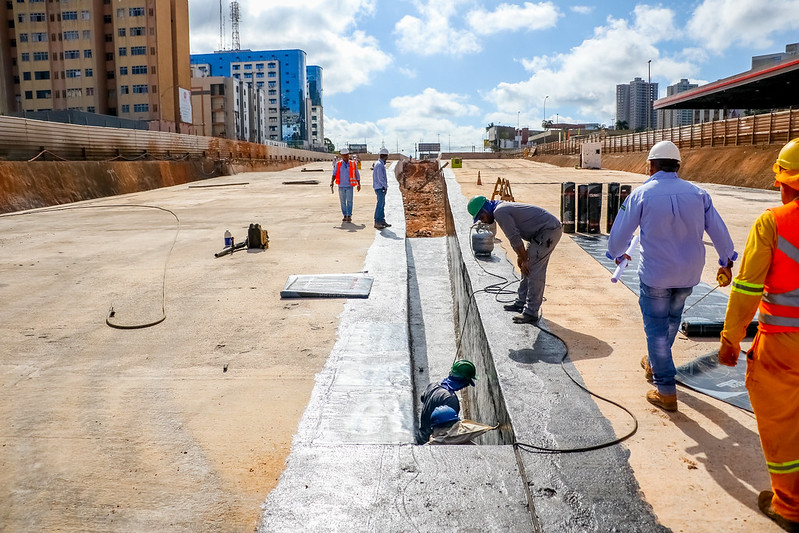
[472,223,495,256]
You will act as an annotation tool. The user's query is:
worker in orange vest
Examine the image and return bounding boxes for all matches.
[330,147,361,223]
[719,138,799,531]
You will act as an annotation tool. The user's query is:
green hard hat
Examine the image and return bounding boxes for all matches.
[467,196,488,220]
[450,360,477,381]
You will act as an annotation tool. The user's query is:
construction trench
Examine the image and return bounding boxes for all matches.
[1,154,779,531]
[258,160,665,532]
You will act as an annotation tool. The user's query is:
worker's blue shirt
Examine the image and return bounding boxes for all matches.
[606,171,736,289]
[372,158,388,189]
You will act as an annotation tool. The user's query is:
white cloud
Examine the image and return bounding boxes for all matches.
[394,0,481,56]
[571,6,593,15]
[325,88,485,152]
[466,2,560,35]
[188,1,391,95]
[687,0,799,53]
[390,88,481,118]
[484,12,698,123]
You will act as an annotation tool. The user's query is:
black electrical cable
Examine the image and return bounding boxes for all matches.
[0,203,179,329]
[457,223,639,454]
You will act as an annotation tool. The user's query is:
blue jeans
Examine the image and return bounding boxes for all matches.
[639,282,693,396]
[338,187,353,217]
[374,187,386,223]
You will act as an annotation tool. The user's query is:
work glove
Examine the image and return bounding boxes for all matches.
[717,337,739,367]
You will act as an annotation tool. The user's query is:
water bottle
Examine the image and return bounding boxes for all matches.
[224,230,233,248]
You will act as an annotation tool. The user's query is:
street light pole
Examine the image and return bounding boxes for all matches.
[543,95,549,128]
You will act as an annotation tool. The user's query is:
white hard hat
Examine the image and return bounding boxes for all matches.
[379,148,389,155]
[340,147,349,155]
[647,140,681,161]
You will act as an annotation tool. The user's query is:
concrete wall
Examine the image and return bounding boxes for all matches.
[442,174,515,446]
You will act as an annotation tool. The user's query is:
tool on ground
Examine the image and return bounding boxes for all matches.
[610,235,639,283]
[215,240,247,257]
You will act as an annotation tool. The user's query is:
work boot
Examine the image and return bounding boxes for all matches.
[342,217,348,223]
[512,313,539,325]
[646,390,677,411]
[503,303,524,313]
[641,356,654,383]
[346,216,352,222]
[758,491,799,532]
[374,222,386,229]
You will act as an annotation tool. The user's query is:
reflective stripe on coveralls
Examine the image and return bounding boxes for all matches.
[335,160,358,186]
[731,279,764,297]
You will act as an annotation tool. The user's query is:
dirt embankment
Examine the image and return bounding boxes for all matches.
[0,158,309,213]
[534,144,783,190]
[397,160,447,237]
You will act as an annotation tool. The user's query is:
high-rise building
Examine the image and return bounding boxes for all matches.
[306,65,323,148]
[658,79,697,129]
[0,0,192,131]
[190,49,312,148]
[616,77,658,130]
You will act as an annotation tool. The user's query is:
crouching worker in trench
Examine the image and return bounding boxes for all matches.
[426,406,498,445]
[416,360,477,444]
[467,195,563,324]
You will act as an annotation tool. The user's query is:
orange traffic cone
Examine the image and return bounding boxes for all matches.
[477,171,482,185]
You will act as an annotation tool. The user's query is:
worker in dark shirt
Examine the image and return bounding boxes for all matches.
[415,360,477,444]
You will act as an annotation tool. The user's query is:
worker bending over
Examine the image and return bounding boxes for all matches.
[607,141,736,412]
[468,196,562,325]
[718,138,799,532]
[416,360,477,444]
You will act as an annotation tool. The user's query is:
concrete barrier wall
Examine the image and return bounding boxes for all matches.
[0,115,335,164]
[442,172,515,446]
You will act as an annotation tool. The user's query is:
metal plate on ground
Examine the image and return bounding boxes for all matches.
[280,273,373,298]
[571,233,757,336]
[676,350,752,412]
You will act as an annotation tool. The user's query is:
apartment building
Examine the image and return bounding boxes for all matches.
[0,0,191,132]
[616,77,658,131]
[190,73,272,144]
[190,49,322,149]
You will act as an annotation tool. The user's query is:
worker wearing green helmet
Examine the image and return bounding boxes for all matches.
[415,360,477,444]
[468,195,562,324]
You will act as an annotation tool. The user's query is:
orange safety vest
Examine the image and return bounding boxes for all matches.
[759,200,799,333]
[335,160,358,187]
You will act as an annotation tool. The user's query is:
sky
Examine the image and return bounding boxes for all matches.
[188,0,799,155]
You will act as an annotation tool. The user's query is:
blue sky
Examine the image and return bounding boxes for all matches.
[188,1,799,154]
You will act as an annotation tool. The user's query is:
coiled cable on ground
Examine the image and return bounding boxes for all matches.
[0,203,179,329]
[457,223,639,454]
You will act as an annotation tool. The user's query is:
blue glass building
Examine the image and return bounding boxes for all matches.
[306,66,323,107]
[190,49,309,147]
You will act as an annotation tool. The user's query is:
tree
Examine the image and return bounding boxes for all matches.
[615,120,629,130]
[541,119,553,130]
[324,137,335,153]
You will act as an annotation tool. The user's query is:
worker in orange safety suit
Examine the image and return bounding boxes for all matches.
[718,138,799,532]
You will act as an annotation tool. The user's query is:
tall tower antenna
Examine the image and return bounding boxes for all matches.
[218,0,226,50]
[230,1,240,51]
